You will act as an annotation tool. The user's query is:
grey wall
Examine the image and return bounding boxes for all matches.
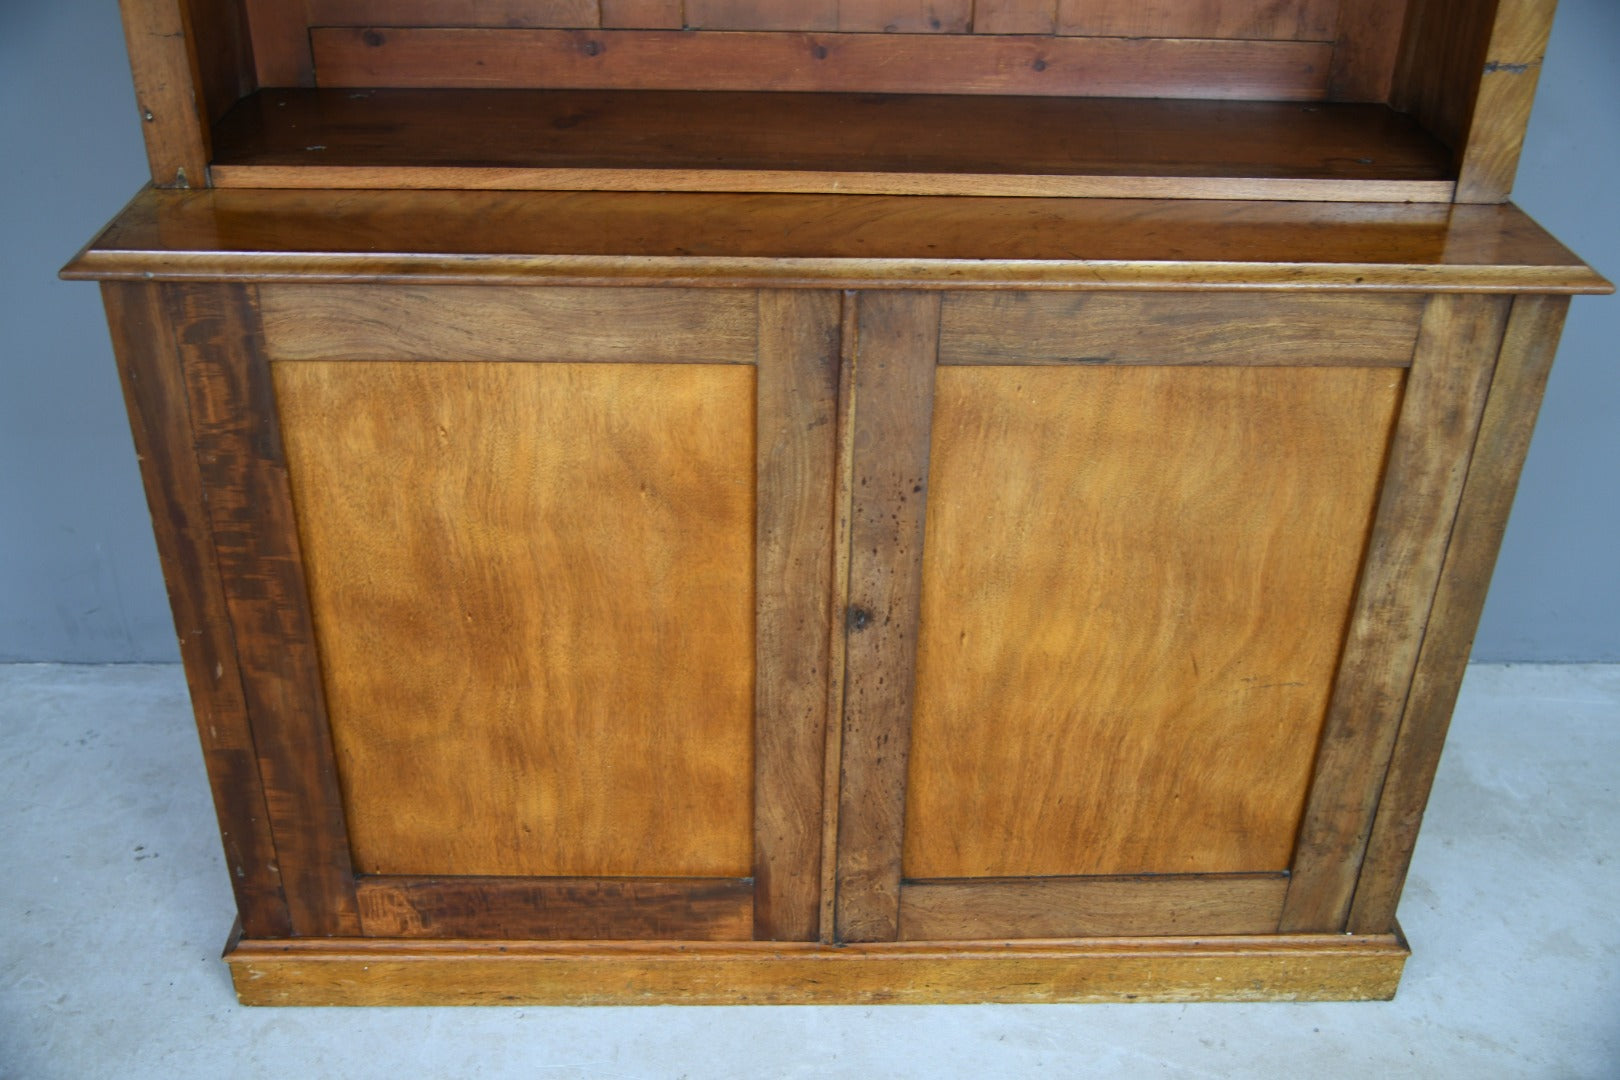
[0,4,1615,663]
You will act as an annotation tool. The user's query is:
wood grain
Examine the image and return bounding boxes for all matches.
[170,283,360,936]
[834,291,939,943]
[601,0,683,26]
[898,875,1288,939]
[1281,294,1511,933]
[118,0,211,186]
[259,284,756,363]
[939,292,1424,366]
[209,89,1453,202]
[1055,0,1337,40]
[68,189,1612,294]
[272,359,756,878]
[307,0,599,25]
[1392,0,1495,176]
[1325,0,1407,101]
[753,291,841,941]
[819,291,860,944]
[905,364,1400,880]
[186,0,256,123]
[973,0,1055,34]
[100,282,291,939]
[1348,294,1570,934]
[228,933,1410,1005]
[355,877,754,940]
[1454,0,1558,203]
[242,0,314,86]
[310,27,1333,100]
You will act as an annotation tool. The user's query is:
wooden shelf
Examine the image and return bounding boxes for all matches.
[209,89,1458,201]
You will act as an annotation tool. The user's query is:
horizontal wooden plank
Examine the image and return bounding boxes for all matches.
[308,0,598,26]
[64,190,1613,294]
[209,89,1454,202]
[355,877,755,940]
[940,292,1425,366]
[1056,0,1337,40]
[228,932,1409,1005]
[311,27,1333,100]
[259,284,757,362]
[899,875,1288,939]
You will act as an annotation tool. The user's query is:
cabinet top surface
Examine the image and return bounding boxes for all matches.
[64,187,1609,293]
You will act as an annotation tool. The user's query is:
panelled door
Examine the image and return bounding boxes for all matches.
[164,282,840,942]
[833,289,1512,942]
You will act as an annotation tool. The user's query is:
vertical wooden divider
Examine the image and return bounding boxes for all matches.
[170,283,361,937]
[119,0,212,187]
[833,291,940,943]
[754,290,842,941]
[1347,294,1570,933]
[1281,293,1510,933]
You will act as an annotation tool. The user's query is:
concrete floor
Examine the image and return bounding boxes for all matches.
[0,663,1615,1078]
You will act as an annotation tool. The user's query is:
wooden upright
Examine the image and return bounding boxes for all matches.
[68,0,1608,1004]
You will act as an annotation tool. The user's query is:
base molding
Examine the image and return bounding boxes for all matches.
[226,930,1408,1006]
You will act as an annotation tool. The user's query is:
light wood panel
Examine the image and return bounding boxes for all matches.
[171,284,360,936]
[69,190,1612,294]
[939,292,1425,366]
[259,284,756,363]
[833,291,940,943]
[355,877,755,940]
[311,27,1333,100]
[753,291,841,941]
[904,364,1401,880]
[272,360,757,878]
[1282,294,1509,932]
[228,933,1410,1005]
[1454,0,1558,202]
[1348,295,1569,934]
[898,875,1288,939]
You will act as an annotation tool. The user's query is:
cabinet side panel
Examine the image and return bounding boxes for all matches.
[834,292,940,943]
[755,292,841,941]
[905,365,1400,879]
[171,283,361,936]
[273,360,757,879]
[101,283,292,939]
[1347,294,1568,933]
[1282,293,1509,932]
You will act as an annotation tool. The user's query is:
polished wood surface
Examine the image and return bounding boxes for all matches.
[259,284,757,363]
[355,877,754,940]
[1282,294,1510,932]
[273,359,756,878]
[938,292,1425,366]
[209,89,1454,202]
[753,291,841,940]
[228,933,1410,1005]
[905,364,1400,879]
[897,874,1288,939]
[64,189,1612,293]
[1349,294,1570,934]
[171,283,361,936]
[312,27,1332,100]
[834,292,938,943]
[101,283,292,939]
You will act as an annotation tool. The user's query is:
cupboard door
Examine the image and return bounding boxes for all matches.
[835,290,1508,942]
[170,283,839,942]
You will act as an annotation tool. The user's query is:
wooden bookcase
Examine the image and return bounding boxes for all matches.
[66,0,1608,1004]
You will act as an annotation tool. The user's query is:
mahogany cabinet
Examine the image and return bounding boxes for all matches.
[67,0,1608,1003]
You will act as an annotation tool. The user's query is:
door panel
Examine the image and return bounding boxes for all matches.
[275,359,758,879]
[904,364,1402,880]
[187,283,838,941]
